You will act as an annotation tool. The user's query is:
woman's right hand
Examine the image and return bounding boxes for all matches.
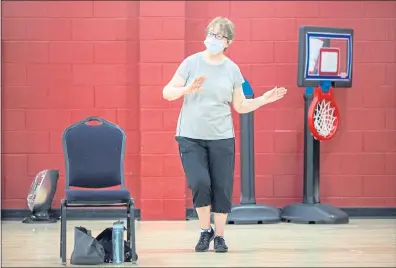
[185,76,205,94]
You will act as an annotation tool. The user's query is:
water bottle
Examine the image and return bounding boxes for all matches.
[112,220,125,264]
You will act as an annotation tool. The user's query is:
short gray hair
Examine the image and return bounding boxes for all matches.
[206,17,235,41]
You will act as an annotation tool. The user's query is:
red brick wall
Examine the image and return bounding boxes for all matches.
[2,1,395,220]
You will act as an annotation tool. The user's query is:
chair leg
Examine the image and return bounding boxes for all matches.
[128,199,137,262]
[59,203,63,259]
[61,200,67,265]
[127,205,131,241]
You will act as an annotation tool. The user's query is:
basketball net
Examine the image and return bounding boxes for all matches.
[308,87,340,141]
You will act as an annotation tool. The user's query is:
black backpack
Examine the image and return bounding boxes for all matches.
[95,227,138,263]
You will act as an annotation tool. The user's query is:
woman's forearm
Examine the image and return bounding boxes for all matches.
[163,85,188,101]
[237,96,268,114]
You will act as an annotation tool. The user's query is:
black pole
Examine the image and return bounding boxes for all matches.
[303,38,329,204]
[240,94,255,205]
[227,79,281,224]
[313,127,320,204]
[302,92,321,204]
[308,39,329,204]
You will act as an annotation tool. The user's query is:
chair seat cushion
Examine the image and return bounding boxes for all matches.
[66,189,130,202]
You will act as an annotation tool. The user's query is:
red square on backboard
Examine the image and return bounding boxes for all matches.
[318,47,340,76]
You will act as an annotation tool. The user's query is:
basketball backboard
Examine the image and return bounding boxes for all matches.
[297,26,354,88]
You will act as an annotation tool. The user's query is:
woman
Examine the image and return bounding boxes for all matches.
[162,17,287,253]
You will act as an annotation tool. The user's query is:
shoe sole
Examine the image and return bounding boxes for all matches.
[214,247,228,253]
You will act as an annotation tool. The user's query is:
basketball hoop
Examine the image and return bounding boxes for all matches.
[307,87,340,141]
[283,26,353,225]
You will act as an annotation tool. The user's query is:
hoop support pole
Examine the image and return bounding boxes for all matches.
[303,88,320,204]
[240,93,256,204]
[227,79,281,224]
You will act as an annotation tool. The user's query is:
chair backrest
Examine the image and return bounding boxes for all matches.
[62,117,126,189]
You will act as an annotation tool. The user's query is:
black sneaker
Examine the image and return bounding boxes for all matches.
[214,236,228,253]
[195,228,215,252]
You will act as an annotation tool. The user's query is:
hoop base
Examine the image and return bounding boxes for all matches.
[22,210,58,224]
[281,203,349,224]
[227,204,281,224]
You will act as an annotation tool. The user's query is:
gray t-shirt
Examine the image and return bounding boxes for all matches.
[175,52,245,140]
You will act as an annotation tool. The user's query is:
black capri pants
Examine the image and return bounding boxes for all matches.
[176,136,235,214]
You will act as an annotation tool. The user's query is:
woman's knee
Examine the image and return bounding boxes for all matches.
[211,186,233,213]
[190,179,211,193]
[190,179,212,207]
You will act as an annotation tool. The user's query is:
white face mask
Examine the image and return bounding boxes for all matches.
[204,36,225,55]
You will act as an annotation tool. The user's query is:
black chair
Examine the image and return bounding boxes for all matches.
[59,116,137,264]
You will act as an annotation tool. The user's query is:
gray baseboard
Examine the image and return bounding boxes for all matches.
[186,206,396,220]
[2,206,396,221]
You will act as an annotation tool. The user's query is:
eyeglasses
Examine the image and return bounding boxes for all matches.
[207,31,228,40]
